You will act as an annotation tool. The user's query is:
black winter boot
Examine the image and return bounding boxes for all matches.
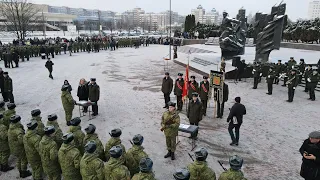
[164,151,171,158]
[171,152,175,160]
[1,164,14,172]
[20,170,32,178]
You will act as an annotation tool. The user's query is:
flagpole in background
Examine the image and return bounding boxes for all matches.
[182,50,191,111]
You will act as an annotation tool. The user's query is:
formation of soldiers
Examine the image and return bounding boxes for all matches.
[251,57,320,102]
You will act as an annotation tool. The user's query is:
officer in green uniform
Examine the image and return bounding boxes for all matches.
[8,115,32,178]
[3,103,16,127]
[105,128,126,162]
[187,147,216,180]
[132,158,156,180]
[174,168,190,180]
[39,126,61,180]
[58,133,82,180]
[199,76,210,116]
[83,124,105,161]
[218,155,247,180]
[307,68,320,101]
[46,114,63,147]
[80,141,104,180]
[68,117,85,154]
[61,84,75,125]
[266,66,276,95]
[104,145,131,180]
[23,120,43,180]
[126,134,149,176]
[286,69,299,102]
[188,76,199,100]
[0,113,14,172]
[31,109,45,136]
[161,102,180,160]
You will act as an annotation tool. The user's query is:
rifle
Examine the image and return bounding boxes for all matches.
[218,160,228,171]
[188,153,194,161]
[161,114,177,131]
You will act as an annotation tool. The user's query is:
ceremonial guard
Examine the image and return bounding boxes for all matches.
[304,65,313,92]
[307,68,320,101]
[266,66,276,95]
[298,59,306,84]
[274,60,283,84]
[216,82,229,119]
[161,72,173,108]
[174,73,184,111]
[161,102,180,160]
[252,63,262,89]
[132,158,156,180]
[187,93,203,126]
[199,76,210,116]
[218,155,247,180]
[188,76,199,100]
[286,69,299,102]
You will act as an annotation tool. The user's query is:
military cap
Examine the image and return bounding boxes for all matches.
[167,101,176,107]
[85,124,96,134]
[44,126,55,135]
[110,128,122,137]
[278,60,282,62]
[0,113,3,119]
[90,78,96,81]
[139,158,153,173]
[27,120,38,130]
[194,147,208,161]
[173,168,190,180]
[31,109,41,117]
[109,145,123,158]
[178,73,183,76]
[61,84,69,91]
[3,72,8,75]
[62,133,74,144]
[190,75,195,79]
[235,97,241,103]
[47,114,58,121]
[229,155,243,170]
[84,141,97,153]
[70,117,81,126]
[165,72,169,75]
[10,115,21,123]
[7,103,16,110]
[203,76,208,79]
[290,57,294,59]
[300,58,304,61]
[192,92,199,97]
[0,101,5,108]
[132,134,144,145]
[309,131,320,139]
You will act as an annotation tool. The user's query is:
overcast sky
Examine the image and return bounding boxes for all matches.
[30,0,309,21]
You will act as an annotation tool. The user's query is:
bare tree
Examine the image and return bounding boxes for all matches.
[0,0,40,40]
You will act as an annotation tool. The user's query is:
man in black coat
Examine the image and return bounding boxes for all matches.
[304,65,313,92]
[236,60,246,81]
[3,72,14,103]
[199,76,210,116]
[161,72,173,108]
[287,69,299,103]
[0,68,4,95]
[40,45,46,59]
[299,131,320,180]
[45,58,54,79]
[307,69,320,101]
[227,97,246,146]
[216,82,229,118]
[77,78,89,112]
[88,78,100,116]
[252,63,262,89]
[50,44,55,58]
[274,60,283,84]
[173,73,184,111]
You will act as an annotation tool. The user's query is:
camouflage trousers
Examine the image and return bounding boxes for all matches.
[64,110,73,123]
[0,149,10,164]
[47,174,61,180]
[165,136,177,152]
[29,160,43,179]
[14,152,28,171]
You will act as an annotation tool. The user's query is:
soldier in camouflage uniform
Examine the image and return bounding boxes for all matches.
[174,168,190,180]
[104,145,131,180]
[83,124,105,161]
[80,141,104,180]
[25,46,30,61]
[161,102,180,160]
[0,101,5,114]
[187,147,216,180]
[19,46,25,62]
[3,103,16,128]
[218,155,247,180]
[39,126,62,180]
[126,134,149,176]
[8,115,32,178]
[0,113,14,172]
[23,120,43,180]
[105,128,126,161]
[61,84,75,125]
[58,133,82,180]
[132,158,156,180]
[68,117,85,154]
[46,114,63,147]
[31,109,45,136]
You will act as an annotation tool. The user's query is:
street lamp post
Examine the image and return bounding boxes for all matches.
[169,0,172,60]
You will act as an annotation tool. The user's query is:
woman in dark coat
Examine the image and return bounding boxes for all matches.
[77,78,89,112]
[63,80,72,92]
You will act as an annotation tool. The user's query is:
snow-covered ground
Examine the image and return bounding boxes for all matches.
[0,45,318,180]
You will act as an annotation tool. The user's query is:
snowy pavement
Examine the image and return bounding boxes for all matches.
[0,45,318,180]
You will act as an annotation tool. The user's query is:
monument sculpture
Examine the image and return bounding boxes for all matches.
[219,9,247,59]
[254,2,287,62]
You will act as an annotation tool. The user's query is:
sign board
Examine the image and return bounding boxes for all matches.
[67,25,77,33]
[210,70,223,88]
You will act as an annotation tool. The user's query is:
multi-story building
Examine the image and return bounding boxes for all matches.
[308,0,320,19]
[191,5,206,24]
[204,8,219,25]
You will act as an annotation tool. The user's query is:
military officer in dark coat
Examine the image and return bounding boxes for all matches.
[173,73,184,111]
[161,72,173,108]
[216,82,229,119]
[227,97,246,146]
[307,68,320,101]
[3,72,14,103]
[286,69,299,102]
[266,66,276,95]
[45,58,54,79]
[0,68,4,99]
[298,59,306,84]
[274,60,283,84]
[40,45,46,59]
[188,76,199,100]
[252,63,262,89]
[304,65,313,92]
[88,78,100,116]
[199,76,210,116]
[187,92,202,127]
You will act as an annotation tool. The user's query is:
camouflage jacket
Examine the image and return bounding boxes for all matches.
[46,121,63,147]
[0,118,9,152]
[3,109,16,128]
[132,172,156,180]
[218,169,247,180]
[161,111,180,137]
[31,116,45,137]
[105,137,126,162]
[80,152,104,180]
[39,135,61,176]
[187,160,216,180]
[8,122,25,156]
[61,91,74,111]
[68,125,85,154]
[104,157,131,180]
[83,133,105,160]
[23,129,42,163]
[125,145,148,176]
[58,142,82,180]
